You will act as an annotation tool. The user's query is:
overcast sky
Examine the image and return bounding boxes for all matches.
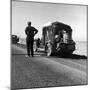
[12,1,87,41]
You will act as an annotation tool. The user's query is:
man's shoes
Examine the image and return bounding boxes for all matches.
[31,55,34,57]
[25,54,34,57]
[25,55,30,57]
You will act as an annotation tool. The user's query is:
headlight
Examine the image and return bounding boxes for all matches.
[55,35,59,39]
[55,35,59,42]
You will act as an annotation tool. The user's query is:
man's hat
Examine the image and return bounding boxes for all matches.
[28,21,31,25]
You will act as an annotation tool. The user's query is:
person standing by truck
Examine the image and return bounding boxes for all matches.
[25,21,38,57]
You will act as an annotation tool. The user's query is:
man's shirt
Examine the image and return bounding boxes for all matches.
[25,26,38,40]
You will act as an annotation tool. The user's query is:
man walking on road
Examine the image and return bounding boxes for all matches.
[25,21,38,57]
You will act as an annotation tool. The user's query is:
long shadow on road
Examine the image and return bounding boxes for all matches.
[55,54,87,59]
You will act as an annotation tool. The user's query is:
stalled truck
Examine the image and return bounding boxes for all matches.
[42,21,76,56]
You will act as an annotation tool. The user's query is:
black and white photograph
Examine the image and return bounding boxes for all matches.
[11,0,88,89]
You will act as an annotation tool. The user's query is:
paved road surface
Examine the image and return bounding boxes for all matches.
[11,44,87,89]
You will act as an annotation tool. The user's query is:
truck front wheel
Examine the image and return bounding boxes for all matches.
[45,43,52,56]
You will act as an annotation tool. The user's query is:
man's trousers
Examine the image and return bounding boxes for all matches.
[26,39,34,56]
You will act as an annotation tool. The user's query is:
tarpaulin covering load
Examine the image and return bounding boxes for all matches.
[52,21,72,33]
[42,21,73,45]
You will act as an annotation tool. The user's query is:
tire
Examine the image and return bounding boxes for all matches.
[33,41,37,52]
[45,43,52,56]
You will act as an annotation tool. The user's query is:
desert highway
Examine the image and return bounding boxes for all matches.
[11,44,87,89]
